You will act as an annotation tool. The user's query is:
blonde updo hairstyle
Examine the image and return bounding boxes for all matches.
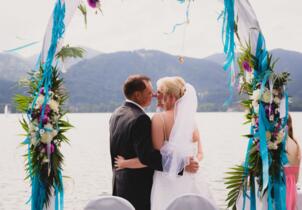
[156,76,186,100]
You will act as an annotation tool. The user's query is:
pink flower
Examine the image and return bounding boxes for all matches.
[242,61,252,72]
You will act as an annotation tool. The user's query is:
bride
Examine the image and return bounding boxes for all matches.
[115,76,215,210]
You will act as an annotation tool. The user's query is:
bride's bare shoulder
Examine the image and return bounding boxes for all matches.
[151,112,162,121]
[151,113,165,125]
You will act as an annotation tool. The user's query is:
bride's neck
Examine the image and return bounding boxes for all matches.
[165,107,174,112]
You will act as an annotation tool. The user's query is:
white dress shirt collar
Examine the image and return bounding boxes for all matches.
[125,99,145,112]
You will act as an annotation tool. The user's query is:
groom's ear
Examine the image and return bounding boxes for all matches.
[132,91,138,99]
[132,91,140,101]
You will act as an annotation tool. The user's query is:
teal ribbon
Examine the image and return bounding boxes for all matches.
[222,0,235,72]
[28,1,66,210]
[281,90,289,128]
[166,0,191,34]
[221,0,235,106]
[31,175,47,210]
[258,104,270,195]
[54,170,64,210]
[255,33,268,73]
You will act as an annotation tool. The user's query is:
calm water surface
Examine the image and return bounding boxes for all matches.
[0,113,301,210]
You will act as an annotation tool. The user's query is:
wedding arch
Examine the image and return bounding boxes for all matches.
[15,0,290,210]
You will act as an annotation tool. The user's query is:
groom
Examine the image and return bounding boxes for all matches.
[109,75,199,210]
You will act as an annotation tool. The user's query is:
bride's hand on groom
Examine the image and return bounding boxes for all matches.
[114,155,126,170]
[185,157,199,173]
[197,152,203,162]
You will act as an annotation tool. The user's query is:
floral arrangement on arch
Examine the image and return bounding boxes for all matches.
[225,42,290,209]
[14,46,84,209]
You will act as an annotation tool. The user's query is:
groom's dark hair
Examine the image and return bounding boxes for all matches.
[123,75,151,99]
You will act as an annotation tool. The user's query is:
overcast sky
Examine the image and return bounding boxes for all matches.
[0,0,301,58]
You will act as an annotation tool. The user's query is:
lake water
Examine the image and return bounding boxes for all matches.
[0,113,301,210]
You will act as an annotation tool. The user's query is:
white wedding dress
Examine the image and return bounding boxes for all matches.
[150,84,215,210]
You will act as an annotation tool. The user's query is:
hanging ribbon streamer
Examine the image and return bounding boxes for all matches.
[165,0,191,34]
[3,41,40,53]
[220,0,236,106]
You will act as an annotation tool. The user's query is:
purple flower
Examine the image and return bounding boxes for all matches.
[242,61,252,72]
[42,115,49,125]
[87,0,99,8]
[39,104,51,116]
[45,104,51,115]
[40,87,45,94]
[45,143,55,154]
[50,143,55,153]
[38,114,49,125]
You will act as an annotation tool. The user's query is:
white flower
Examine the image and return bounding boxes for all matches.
[273,89,279,96]
[44,123,53,130]
[29,123,35,133]
[274,97,281,104]
[252,100,259,113]
[52,129,58,137]
[261,89,271,103]
[30,134,38,146]
[251,89,260,101]
[36,95,45,107]
[39,129,45,135]
[244,108,250,115]
[269,115,274,121]
[40,132,53,144]
[42,157,49,163]
[276,131,284,143]
[275,108,279,114]
[246,72,253,83]
[268,141,278,150]
[49,100,59,113]
[251,118,255,125]
[266,131,272,140]
[239,77,244,86]
[48,91,54,97]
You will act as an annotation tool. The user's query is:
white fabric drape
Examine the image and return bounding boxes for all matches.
[234,0,261,53]
[41,0,81,64]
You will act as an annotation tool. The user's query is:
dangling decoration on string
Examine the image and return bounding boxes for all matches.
[168,0,193,64]
[222,1,290,210]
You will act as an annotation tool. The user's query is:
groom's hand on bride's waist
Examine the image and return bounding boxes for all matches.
[184,157,199,173]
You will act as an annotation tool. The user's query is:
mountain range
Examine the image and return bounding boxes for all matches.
[0,48,301,112]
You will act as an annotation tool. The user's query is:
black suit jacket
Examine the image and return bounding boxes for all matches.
[109,102,163,210]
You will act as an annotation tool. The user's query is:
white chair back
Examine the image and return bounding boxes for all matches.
[166,193,218,210]
[84,196,135,210]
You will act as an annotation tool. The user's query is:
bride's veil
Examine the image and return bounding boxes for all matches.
[160,83,198,176]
